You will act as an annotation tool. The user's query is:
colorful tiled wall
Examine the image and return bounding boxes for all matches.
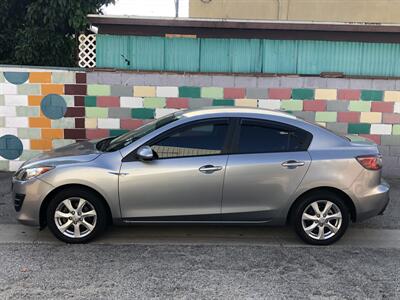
[0,68,399,176]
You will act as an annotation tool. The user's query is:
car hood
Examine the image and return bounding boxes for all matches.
[21,139,103,169]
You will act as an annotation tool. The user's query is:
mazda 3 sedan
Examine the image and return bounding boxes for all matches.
[12,107,390,245]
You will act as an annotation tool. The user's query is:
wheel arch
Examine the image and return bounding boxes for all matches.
[39,184,113,228]
[286,186,357,224]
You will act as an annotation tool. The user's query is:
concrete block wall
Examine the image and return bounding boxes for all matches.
[0,67,399,177]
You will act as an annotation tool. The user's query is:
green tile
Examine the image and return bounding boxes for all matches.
[361,90,383,101]
[63,95,74,107]
[16,106,40,117]
[17,128,41,139]
[292,88,314,100]
[0,161,9,171]
[280,100,303,111]
[84,96,97,107]
[87,84,110,96]
[131,108,155,119]
[143,97,166,108]
[110,129,129,136]
[348,101,371,112]
[393,124,400,135]
[179,87,201,98]
[348,123,371,134]
[201,87,223,99]
[51,118,75,129]
[85,107,108,118]
[17,84,40,95]
[315,112,337,122]
[52,72,74,83]
[213,99,234,106]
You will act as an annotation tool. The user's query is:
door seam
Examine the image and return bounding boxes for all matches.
[220,155,230,214]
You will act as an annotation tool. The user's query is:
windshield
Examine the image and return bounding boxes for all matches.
[102,112,183,152]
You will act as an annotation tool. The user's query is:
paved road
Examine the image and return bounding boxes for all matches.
[0,172,399,299]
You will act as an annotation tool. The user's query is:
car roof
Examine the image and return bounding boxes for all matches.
[181,106,297,119]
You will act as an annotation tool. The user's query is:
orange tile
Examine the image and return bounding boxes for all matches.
[41,84,64,95]
[31,139,52,150]
[29,72,51,83]
[29,117,51,128]
[28,95,43,106]
[42,128,64,139]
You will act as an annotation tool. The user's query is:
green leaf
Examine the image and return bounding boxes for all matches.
[1,0,114,66]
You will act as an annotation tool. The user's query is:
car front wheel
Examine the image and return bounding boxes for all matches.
[46,188,108,243]
[292,192,350,245]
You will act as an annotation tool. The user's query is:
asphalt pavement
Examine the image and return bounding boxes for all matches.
[0,172,399,299]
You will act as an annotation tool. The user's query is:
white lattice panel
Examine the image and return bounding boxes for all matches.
[78,34,96,68]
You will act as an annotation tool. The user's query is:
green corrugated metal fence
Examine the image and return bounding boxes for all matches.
[96,34,400,76]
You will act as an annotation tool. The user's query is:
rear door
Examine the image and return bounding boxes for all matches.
[221,118,312,221]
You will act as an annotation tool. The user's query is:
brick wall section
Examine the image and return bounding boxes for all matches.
[0,68,399,177]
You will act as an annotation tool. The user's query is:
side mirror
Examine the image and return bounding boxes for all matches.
[136,145,154,161]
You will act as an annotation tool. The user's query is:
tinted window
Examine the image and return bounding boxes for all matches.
[237,120,311,154]
[151,120,229,159]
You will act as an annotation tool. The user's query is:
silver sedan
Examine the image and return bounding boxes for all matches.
[12,107,390,245]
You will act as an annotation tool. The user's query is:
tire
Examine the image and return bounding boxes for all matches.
[292,191,350,245]
[46,187,108,243]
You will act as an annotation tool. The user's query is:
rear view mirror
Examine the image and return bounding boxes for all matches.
[136,145,154,161]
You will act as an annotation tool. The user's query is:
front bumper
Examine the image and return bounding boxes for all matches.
[12,176,54,227]
[354,179,390,222]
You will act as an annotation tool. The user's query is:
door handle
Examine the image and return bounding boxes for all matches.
[281,160,305,169]
[199,165,223,174]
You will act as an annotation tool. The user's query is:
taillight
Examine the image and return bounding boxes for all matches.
[356,155,382,170]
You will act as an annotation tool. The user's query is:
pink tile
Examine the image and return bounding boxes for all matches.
[121,119,144,130]
[337,112,360,123]
[97,96,120,107]
[268,88,292,99]
[224,88,245,99]
[382,113,400,123]
[86,129,109,139]
[371,102,394,113]
[303,100,327,111]
[166,97,189,109]
[337,89,360,100]
[360,134,381,145]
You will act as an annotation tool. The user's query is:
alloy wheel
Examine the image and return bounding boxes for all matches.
[54,198,97,239]
[301,200,342,240]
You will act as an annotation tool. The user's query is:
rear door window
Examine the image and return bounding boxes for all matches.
[236,119,312,154]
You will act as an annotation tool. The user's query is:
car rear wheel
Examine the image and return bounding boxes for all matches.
[292,192,350,245]
[46,188,108,243]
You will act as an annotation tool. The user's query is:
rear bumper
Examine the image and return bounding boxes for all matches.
[12,177,54,227]
[353,179,390,222]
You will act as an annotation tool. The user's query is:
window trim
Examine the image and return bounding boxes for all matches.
[231,118,313,155]
[122,118,235,162]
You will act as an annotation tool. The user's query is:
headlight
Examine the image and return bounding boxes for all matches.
[15,166,54,181]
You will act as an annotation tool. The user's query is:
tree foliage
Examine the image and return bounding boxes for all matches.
[0,0,114,67]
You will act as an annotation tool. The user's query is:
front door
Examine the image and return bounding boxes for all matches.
[119,119,231,220]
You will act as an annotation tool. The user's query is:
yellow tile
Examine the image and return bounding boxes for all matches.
[384,91,400,102]
[315,89,337,100]
[29,72,51,83]
[360,112,382,123]
[85,118,97,128]
[316,122,326,127]
[235,99,258,107]
[133,86,156,97]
